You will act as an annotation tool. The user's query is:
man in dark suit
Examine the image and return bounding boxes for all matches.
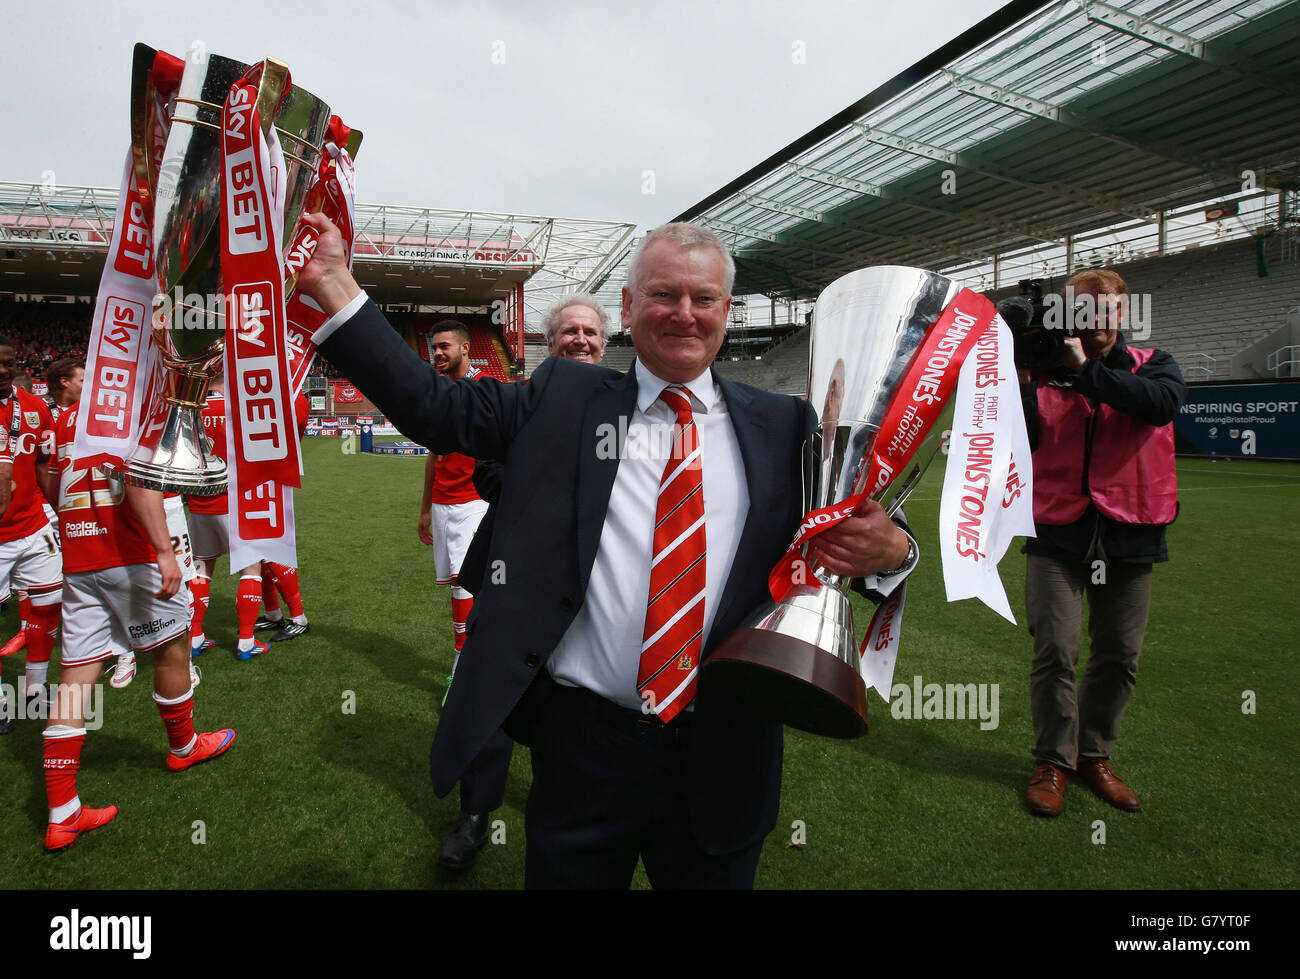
[439,294,612,872]
[297,215,914,889]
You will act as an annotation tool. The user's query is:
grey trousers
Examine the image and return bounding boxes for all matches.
[1025,554,1152,769]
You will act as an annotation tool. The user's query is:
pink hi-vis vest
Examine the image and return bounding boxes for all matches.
[1032,346,1178,526]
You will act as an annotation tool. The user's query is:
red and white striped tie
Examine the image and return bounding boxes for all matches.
[638,385,706,723]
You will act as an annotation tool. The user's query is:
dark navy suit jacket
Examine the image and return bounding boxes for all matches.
[321,299,818,853]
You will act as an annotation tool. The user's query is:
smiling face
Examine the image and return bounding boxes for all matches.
[622,239,731,384]
[430,331,470,378]
[548,304,607,364]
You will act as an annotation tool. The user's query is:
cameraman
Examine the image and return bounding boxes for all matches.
[1017,269,1186,817]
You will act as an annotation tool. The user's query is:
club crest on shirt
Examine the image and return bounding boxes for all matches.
[24,412,39,428]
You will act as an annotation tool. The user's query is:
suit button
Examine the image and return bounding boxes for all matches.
[524,654,541,669]
[560,596,574,611]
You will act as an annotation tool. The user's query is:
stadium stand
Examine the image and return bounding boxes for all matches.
[523,342,549,374]
[385,312,513,380]
[987,238,1300,378]
[0,301,91,371]
[712,327,811,396]
[596,344,636,373]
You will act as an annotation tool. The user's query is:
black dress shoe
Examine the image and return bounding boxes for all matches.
[436,813,490,870]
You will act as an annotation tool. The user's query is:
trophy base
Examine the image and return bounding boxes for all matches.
[105,398,228,495]
[706,628,868,739]
[106,458,227,496]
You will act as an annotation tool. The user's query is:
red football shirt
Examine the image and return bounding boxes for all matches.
[53,407,156,573]
[0,389,57,543]
[185,392,228,516]
[430,367,483,505]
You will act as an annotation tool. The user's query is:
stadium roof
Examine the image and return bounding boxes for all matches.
[0,184,634,328]
[671,0,1300,299]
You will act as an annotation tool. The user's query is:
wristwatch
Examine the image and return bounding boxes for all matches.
[879,533,918,577]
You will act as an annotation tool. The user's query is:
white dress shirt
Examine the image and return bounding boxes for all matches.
[549,359,749,710]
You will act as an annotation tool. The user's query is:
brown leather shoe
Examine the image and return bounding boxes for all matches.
[1076,757,1140,812]
[1026,763,1067,816]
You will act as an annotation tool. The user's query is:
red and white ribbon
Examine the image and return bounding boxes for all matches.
[77,50,186,472]
[284,116,357,398]
[219,71,300,570]
[938,312,1035,622]
[73,152,163,473]
[860,577,908,699]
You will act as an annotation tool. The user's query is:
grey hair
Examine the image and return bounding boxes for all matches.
[626,222,736,296]
[542,293,611,342]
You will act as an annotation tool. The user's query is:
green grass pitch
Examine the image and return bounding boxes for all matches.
[0,440,1295,889]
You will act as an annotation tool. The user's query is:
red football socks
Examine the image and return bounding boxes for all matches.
[189,576,211,640]
[261,566,281,616]
[24,601,60,667]
[154,689,197,755]
[43,727,86,819]
[451,591,473,653]
[269,563,305,619]
[236,575,262,643]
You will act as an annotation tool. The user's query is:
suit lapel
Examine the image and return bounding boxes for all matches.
[709,374,777,643]
[575,367,639,595]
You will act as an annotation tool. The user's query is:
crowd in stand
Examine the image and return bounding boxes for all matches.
[0,301,339,378]
[1,303,91,372]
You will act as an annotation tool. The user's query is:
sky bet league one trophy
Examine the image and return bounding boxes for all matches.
[75,43,361,568]
[704,266,1027,739]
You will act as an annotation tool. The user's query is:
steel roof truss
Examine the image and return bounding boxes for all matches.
[1078,0,1300,103]
[738,191,992,262]
[853,123,1157,221]
[793,160,1063,243]
[944,68,1275,190]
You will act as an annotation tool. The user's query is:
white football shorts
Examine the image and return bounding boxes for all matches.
[61,563,191,667]
[0,522,63,603]
[188,510,229,563]
[432,499,489,585]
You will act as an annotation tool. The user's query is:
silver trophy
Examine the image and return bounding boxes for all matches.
[706,266,964,738]
[115,43,338,493]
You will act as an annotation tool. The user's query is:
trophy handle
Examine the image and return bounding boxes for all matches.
[129,44,158,203]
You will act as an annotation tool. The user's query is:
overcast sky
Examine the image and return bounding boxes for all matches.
[3,0,1004,229]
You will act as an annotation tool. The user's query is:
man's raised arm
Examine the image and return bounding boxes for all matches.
[295,213,532,461]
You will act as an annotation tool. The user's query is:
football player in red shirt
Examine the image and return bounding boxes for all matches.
[40,403,235,850]
[415,322,488,693]
[0,337,63,725]
[0,359,83,666]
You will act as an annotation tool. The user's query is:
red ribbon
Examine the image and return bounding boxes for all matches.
[220,72,301,549]
[284,114,357,396]
[767,288,998,603]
